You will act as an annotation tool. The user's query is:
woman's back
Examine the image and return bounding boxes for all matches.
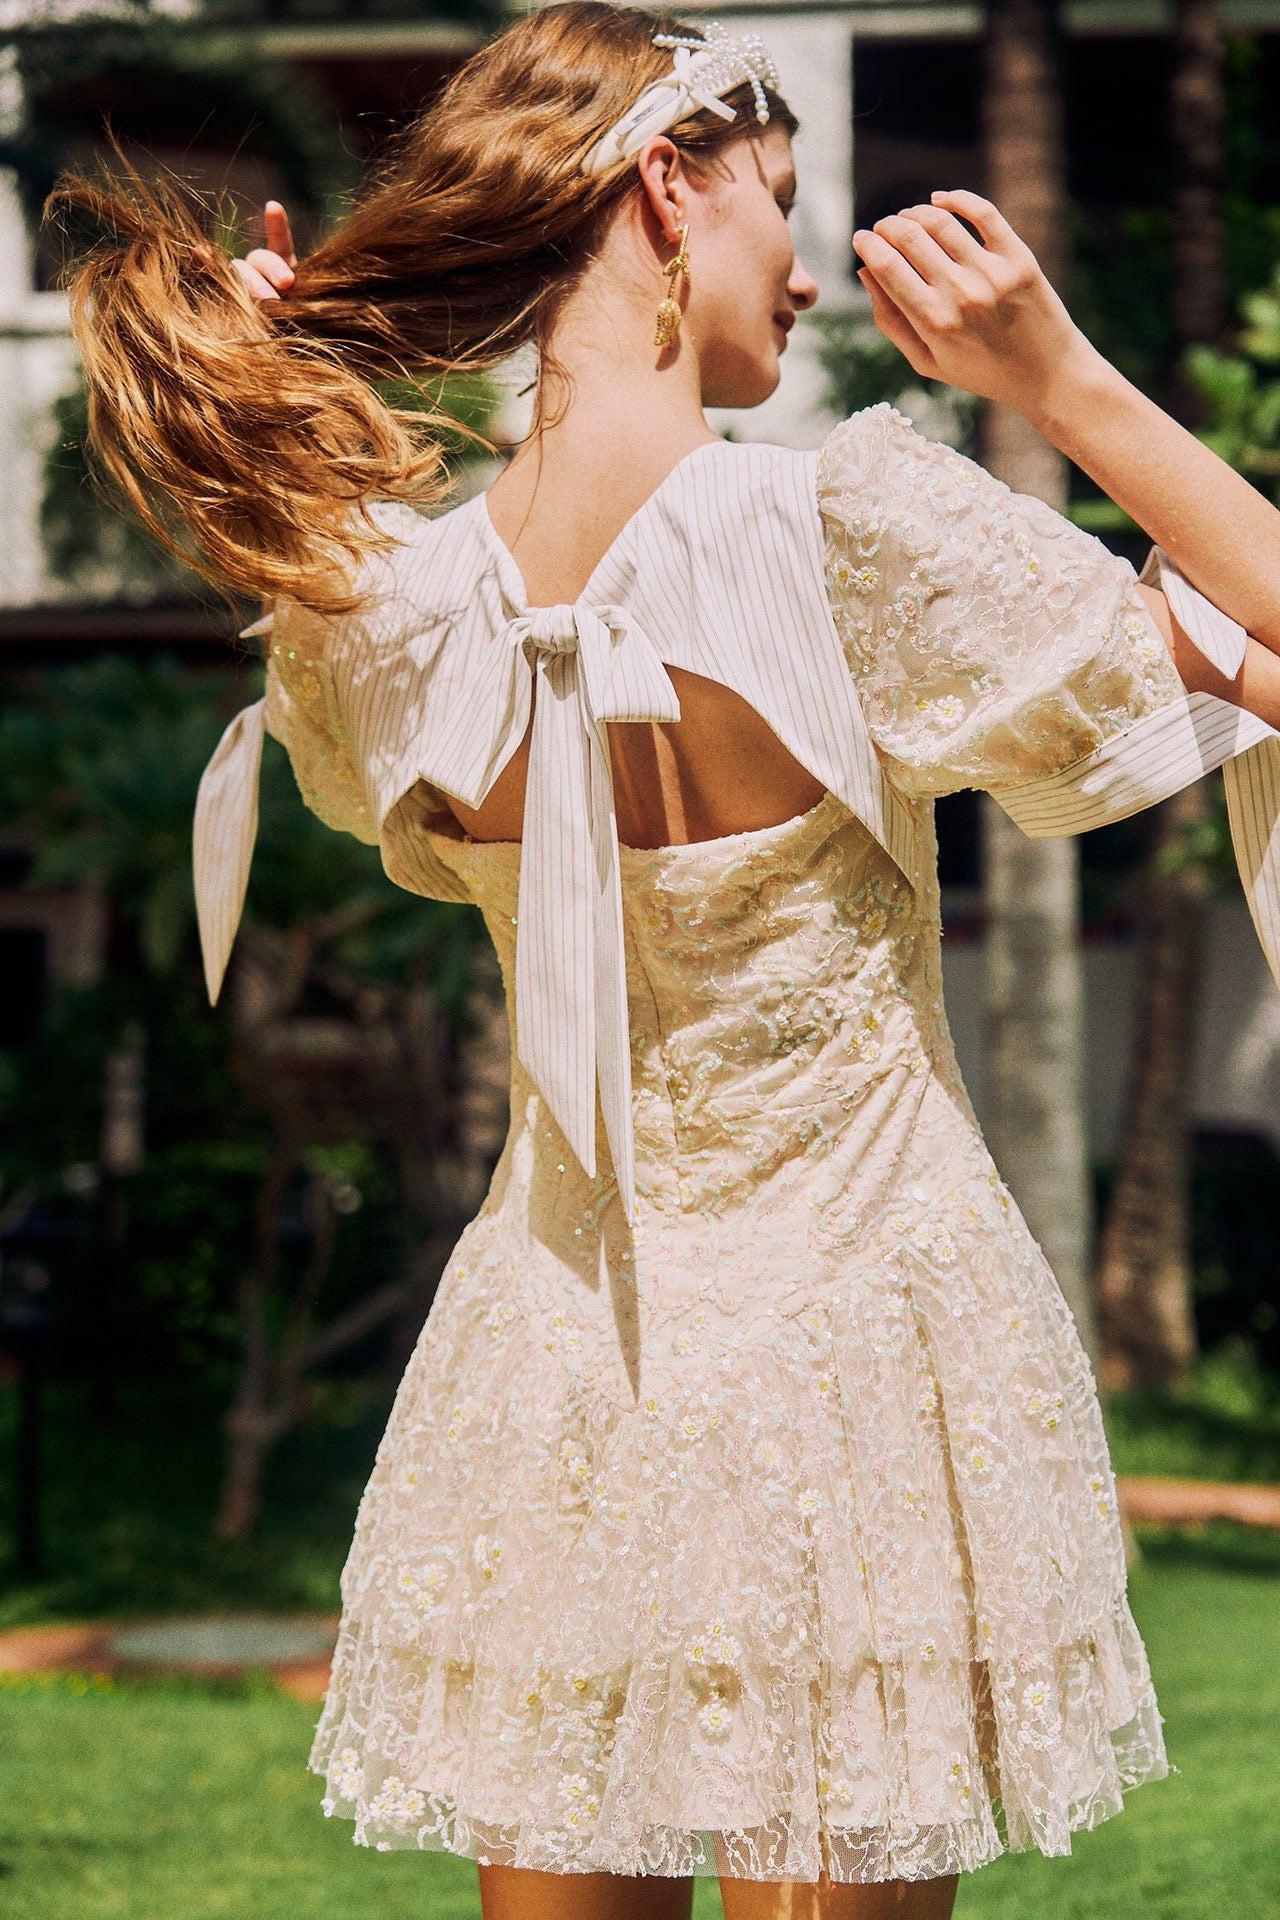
[455,446,828,850]
[302,442,1173,1866]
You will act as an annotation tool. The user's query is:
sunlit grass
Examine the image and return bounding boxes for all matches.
[0,1548,1276,1918]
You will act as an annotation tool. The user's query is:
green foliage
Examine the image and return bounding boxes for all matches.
[9,18,361,236]
[0,1375,387,1621]
[813,306,980,450]
[0,657,491,1382]
[1182,263,1280,500]
[1069,203,1176,395]
[0,655,483,998]
[3,657,233,976]
[23,8,501,600]
[40,381,196,599]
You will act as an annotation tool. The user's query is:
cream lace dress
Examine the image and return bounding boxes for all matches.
[193,402,1280,1883]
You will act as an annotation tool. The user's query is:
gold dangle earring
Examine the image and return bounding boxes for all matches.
[654,222,690,351]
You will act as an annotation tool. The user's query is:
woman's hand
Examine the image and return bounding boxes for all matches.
[232,200,297,301]
[853,191,1280,670]
[852,189,1099,418]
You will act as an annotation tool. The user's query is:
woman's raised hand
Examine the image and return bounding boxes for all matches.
[232,200,297,301]
[852,190,1095,419]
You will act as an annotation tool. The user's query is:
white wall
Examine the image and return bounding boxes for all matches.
[0,42,80,610]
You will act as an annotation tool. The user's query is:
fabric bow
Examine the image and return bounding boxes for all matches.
[492,602,681,1220]
[667,43,743,121]
[582,45,737,174]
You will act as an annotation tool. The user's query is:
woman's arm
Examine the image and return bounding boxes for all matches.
[1037,352,1280,666]
[1134,581,1280,729]
[852,189,1280,699]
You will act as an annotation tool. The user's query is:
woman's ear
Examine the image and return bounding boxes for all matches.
[633,135,687,245]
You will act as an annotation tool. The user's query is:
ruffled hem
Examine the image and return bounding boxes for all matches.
[309,1597,1167,1878]
[305,1174,1169,1879]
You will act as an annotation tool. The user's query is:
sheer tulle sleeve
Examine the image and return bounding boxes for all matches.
[815,401,1184,800]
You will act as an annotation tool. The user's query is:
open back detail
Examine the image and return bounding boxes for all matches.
[191,403,1280,1882]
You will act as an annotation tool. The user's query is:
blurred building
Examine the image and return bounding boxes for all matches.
[1,0,1279,1158]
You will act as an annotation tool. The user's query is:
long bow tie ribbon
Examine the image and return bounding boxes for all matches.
[1138,545,1248,677]
[493,602,681,1221]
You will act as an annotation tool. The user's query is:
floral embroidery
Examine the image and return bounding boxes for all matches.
[817,402,1184,799]
[303,405,1169,1879]
[697,1697,733,1739]
[472,1534,502,1581]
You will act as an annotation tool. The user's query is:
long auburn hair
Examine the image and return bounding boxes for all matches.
[44,2,797,616]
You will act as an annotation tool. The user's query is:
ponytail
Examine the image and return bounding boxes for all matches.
[45,139,448,618]
[44,3,796,619]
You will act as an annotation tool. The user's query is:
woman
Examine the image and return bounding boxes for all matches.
[50,7,1280,1917]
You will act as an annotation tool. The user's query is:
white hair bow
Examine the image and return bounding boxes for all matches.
[583,22,780,176]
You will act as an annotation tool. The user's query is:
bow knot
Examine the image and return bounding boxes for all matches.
[668,44,739,121]
[518,604,580,657]
[487,600,682,1223]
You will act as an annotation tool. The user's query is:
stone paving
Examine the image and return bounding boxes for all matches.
[0,1612,340,1700]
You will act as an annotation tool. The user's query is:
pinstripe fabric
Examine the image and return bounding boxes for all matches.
[996,690,1280,993]
[504,603,681,1220]
[1224,739,1280,981]
[1131,548,1274,980]
[192,435,1280,1211]
[193,696,266,1005]
[1138,543,1248,677]
[995,553,1280,995]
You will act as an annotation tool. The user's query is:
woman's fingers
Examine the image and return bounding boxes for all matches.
[852,228,951,331]
[869,211,980,294]
[243,246,295,291]
[899,201,990,271]
[230,202,296,304]
[929,188,1025,261]
[264,200,297,268]
[856,267,940,379]
[852,189,1082,412]
[233,257,285,301]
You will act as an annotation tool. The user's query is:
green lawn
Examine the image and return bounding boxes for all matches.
[0,1548,1277,1919]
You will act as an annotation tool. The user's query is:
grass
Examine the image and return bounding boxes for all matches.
[0,1547,1277,1918]
[1104,1345,1280,1489]
[0,1374,389,1627]
[957,1549,1280,1917]
[0,1350,1277,1916]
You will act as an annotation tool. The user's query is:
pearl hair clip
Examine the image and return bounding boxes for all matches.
[582,21,780,176]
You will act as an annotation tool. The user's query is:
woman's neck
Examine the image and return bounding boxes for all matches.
[498,259,717,506]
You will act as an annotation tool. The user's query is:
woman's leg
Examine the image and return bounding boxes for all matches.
[718,1869,961,1920]
[477,1864,696,1920]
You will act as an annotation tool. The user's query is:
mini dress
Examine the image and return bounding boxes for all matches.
[193,401,1280,1883]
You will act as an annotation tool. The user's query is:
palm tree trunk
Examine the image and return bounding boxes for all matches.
[979,0,1096,1361]
[1094,0,1226,1391]
[1094,800,1207,1389]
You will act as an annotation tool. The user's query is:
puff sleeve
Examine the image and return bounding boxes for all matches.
[258,595,379,845]
[816,402,1186,798]
[816,401,1280,992]
[193,502,419,1004]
